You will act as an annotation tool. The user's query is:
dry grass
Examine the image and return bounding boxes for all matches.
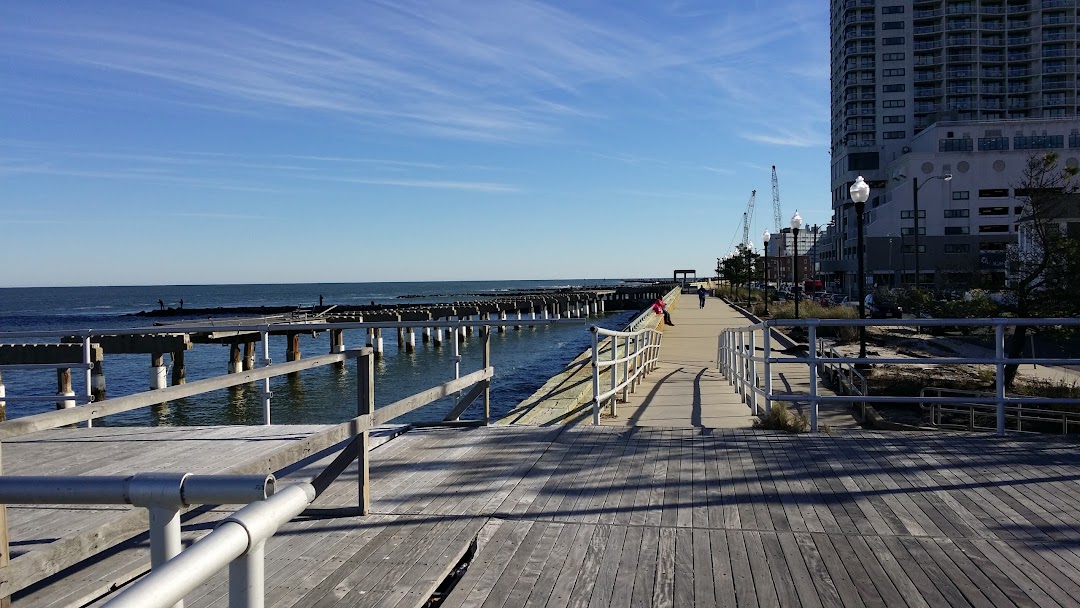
[753,402,810,433]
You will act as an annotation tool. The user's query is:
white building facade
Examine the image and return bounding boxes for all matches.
[825,0,1079,293]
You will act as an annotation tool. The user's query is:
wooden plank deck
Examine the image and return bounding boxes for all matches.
[10,423,1080,607]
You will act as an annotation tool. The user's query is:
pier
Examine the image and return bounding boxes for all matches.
[3,292,1080,607]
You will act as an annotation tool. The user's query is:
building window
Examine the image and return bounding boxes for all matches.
[883,130,906,139]
[883,52,905,61]
[944,244,971,253]
[979,188,1009,198]
[902,245,926,254]
[978,137,1009,151]
[883,37,905,45]
[900,227,926,236]
[1015,134,1065,149]
[944,227,970,235]
[882,5,905,14]
[951,192,970,201]
[979,225,1010,233]
[940,138,974,152]
[882,84,906,92]
[979,206,1009,215]
[883,115,906,123]
[944,209,969,218]
[900,210,926,219]
[882,21,905,30]
[980,242,1008,251]
[882,68,905,77]
[883,99,905,108]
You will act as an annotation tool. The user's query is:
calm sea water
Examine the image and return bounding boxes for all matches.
[0,281,637,426]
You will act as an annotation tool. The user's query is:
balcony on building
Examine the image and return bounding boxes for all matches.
[940,137,975,152]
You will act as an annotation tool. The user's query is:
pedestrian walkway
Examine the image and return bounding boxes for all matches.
[599,293,757,428]
[598,292,860,429]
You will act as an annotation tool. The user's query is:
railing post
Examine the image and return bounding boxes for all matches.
[229,539,265,608]
[736,330,745,399]
[0,442,8,608]
[260,330,272,426]
[609,335,618,418]
[995,323,1006,436]
[357,350,374,514]
[83,337,93,428]
[591,329,601,425]
[809,324,819,433]
[621,335,631,402]
[748,330,757,415]
[763,323,773,415]
[481,326,491,424]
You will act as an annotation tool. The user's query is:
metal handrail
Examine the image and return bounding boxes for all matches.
[719,317,1080,435]
[102,483,316,608]
[586,287,678,424]
[921,386,1080,433]
[590,325,663,425]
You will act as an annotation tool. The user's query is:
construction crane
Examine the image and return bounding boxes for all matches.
[771,165,783,234]
[741,190,757,247]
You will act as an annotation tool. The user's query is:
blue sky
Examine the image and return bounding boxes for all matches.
[1,1,831,287]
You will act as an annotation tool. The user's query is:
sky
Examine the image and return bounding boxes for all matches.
[1,1,831,288]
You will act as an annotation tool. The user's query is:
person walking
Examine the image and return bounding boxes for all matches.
[697,286,707,308]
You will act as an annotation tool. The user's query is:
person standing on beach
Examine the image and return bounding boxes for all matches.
[179,298,184,309]
[158,299,164,310]
[697,286,707,308]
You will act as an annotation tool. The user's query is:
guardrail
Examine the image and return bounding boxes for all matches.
[0,318,583,602]
[719,317,1080,435]
[588,287,678,424]
[101,482,317,608]
[921,386,1080,434]
[590,326,663,424]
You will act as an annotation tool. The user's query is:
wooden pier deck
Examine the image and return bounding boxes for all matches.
[8,423,1080,607]
[7,294,1080,607]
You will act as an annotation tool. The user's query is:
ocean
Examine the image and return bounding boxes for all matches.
[0,280,638,426]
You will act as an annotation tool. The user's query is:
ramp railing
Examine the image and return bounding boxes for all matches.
[719,317,1080,435]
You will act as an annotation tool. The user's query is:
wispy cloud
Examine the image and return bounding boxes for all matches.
[0,1,827,147]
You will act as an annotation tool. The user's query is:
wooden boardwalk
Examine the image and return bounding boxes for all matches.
[7,295,1080,607]
[9,424,1080,607]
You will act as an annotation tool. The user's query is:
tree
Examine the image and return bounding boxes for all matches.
[719,244,760,301]
[1004,152,1080,386]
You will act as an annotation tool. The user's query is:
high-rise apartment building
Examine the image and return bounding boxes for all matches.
[825,0,1078,292]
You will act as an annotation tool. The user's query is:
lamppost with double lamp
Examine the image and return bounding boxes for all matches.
[849,176,870,359]
[762,230,771,316]
[911,173,953,290]
[790,210,803,319]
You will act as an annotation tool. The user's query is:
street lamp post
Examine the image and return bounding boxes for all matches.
[849,176,870,360]
[763,230,771,316]
[790,211,803,319]
[887,234,895,287]
[745,247,753,308]
[811,224,819,290]
[912,173,953,291]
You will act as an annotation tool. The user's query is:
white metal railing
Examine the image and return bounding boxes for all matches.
[590,325,663,424]
[586,287,679,424]
[102,483,316,608]
[719,317,1080,436]
[921,386,1080,434]
[0,473,275,608]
